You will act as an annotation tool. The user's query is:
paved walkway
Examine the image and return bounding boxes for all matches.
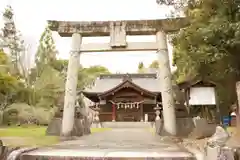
[21,128,197,159]
[53,129,180,150]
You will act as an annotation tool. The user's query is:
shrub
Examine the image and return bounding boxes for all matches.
[3,103,56,125]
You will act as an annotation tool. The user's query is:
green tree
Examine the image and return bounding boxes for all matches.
[1,5,25,76]
[149,60,159,69]
[165,0,240,117]
[0,49,22,124]
[138,62,145,73]
[35,26,58,78]
[34,65,65,108]
[79,65,110,89]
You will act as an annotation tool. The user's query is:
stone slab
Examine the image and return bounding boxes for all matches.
[21,149,195,160]
[48,18,188,37]
[20,129,196,160]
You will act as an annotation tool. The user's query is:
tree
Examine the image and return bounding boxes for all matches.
[79,65,110,89]
[34,65,65,108]
[167,0,240,118]
[138,62,145,73]
[149,60,159,69]
[1,5,25,76]
[0,50,22,124]
[35,26,58,78]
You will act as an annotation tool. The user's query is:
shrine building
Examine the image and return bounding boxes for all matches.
[82,73,162,122]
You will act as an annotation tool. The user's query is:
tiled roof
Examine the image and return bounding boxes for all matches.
[83,73,161,93]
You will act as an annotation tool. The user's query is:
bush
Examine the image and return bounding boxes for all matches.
[32,107,56,125]
[3,103,56,125]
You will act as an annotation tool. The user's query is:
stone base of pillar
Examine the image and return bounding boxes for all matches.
[112,119,116,122]
[46,118,91,137]
[141,119,144,122]
[155,119,163,134]
[157,117,216,138]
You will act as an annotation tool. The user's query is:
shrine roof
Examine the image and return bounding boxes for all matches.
[82,73,161,94]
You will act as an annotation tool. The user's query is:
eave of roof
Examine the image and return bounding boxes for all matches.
[98,79,158,98]
[178,79,216,89]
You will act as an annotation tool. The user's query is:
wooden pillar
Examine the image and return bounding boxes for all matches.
[140,103,143,122]
[112,104,116,121]
[61,33,81,137]
[156,30,177,136]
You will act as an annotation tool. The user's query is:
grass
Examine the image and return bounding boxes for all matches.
[91,127,111,133]
[0,125,111,147]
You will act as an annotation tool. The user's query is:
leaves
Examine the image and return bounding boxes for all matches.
[168,0,240,116]
[149,60,159,69]
[172,0,240,82]
[35,26,58,78]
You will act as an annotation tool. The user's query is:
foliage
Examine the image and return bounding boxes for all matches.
[35,26,58,78]
[79,65,110,89]
[3,103,56,125]
[149,60,159,69]
[34,65,65,108]
[1,5,25,76]
[137,62,145,73]
[0,5,111,126]
[0,73,22,111]
[168,0,240,115]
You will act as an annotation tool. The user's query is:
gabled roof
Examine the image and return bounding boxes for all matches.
[98,78,158,99]
[178,79,216,89]
[83,73,161,94]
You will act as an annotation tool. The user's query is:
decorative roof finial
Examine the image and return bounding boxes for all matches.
[122,73,132,82]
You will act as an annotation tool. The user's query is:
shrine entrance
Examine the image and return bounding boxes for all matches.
[47,18,187,136]
[116,102,142,122]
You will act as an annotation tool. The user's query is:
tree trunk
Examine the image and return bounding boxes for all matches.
[0,110,4,125]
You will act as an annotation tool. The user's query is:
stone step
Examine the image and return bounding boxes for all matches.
[100,122,154,128]
[20,149,196,160]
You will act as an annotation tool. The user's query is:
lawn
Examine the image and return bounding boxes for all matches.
[0,125,110,147]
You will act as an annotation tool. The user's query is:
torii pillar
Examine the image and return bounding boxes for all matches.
[61,33,82,137]
[48,18,188,137]
[156,31,176,135]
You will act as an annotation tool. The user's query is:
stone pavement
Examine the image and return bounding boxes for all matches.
[21,128,196,160]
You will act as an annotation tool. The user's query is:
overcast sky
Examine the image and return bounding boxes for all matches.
[0,0,174,73]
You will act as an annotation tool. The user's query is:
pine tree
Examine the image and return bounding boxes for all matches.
[1,5,25,76]
[35,26,58,77]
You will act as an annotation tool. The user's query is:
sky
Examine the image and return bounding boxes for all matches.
[0,0,175,73]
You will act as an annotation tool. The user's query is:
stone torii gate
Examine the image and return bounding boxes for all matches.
[48,18,187,137]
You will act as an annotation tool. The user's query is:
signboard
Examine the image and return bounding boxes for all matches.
[189,87,216,105]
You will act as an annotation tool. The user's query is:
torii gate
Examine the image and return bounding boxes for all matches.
[48,18,188,137]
